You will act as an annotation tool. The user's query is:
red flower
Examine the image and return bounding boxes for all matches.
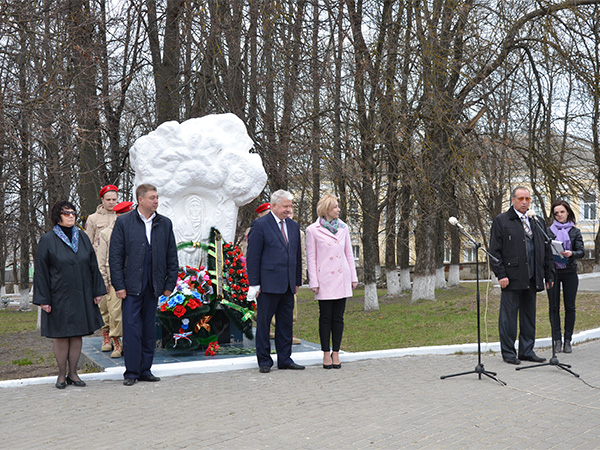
[160,304,167,312]
[173,304,187,318]
[205,341,220,356]
[187,299,199,310]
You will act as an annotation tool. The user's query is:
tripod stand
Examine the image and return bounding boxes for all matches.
[515,213,579,378]
[441,220,505,385]
[516,339,579,377]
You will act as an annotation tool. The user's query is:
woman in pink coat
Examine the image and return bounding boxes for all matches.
[306,194,358,369]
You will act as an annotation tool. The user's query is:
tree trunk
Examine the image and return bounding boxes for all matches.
[17,16,31,311]
[397,184,412,291]
[276,0,307,191]
[331,1,347,220]
[147,0,184,125]
[67,0,103,217]
[310,0,321,222]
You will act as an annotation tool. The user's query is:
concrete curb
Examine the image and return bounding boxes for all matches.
[2,326,599,389]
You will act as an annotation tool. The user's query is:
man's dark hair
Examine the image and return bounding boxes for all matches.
[136,183,158,202]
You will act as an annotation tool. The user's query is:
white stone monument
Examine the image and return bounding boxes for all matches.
[130,113,267,266]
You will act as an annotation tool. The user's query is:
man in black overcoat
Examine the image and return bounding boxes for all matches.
[489,186,554,365]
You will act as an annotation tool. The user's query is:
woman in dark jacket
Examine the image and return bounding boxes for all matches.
[33,201,106,389]
[547,200,584,354]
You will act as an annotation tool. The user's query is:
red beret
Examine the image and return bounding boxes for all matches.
[99,185,118,198]
[113,201,133,214]
[256,203,271,214]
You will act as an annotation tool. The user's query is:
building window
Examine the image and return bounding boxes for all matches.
[531,196,545,217]
[352,245,360,260]
[444,247,451,263]
[582,192,597,220]
[586,248,594,259]
[463,247,476,262]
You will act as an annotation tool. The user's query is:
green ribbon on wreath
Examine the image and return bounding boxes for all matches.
[177,241,210,252]
[220,299,256,322]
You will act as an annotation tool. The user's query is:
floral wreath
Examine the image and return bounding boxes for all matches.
[156,228,255,354]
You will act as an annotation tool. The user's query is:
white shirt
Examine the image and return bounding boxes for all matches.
[138,210,156,244]
[514,208,531,229]
[271,211,288,241]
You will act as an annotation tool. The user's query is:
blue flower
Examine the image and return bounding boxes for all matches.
[174,293,186,305]
[167,297,179,308]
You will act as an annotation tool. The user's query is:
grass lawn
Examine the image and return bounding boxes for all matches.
[3,283,600,380]
[294,283,600,352]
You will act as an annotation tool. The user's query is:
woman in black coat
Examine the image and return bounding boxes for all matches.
[547,200,585,354]
[33,201,106,389]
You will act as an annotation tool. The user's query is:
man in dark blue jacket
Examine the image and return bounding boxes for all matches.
[489,186,554,365]
[246,190,303,373]
[110,183,178,385]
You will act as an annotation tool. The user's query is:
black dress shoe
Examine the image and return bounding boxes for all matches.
[139,374,160,382]
[259,366,271,373]
[563,340,572,353]
[323,364,333,369]
[519,354,546,363]
[332,363,342,369]
[55,379,67,389]
[66,376,86,387]
[280,363,305,370]
[503,357,521,365]
[123,378,137,386]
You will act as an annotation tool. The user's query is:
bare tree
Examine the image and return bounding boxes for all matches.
[147,0,184,125]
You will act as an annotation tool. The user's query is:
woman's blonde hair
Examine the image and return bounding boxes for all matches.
[316,193,338,218]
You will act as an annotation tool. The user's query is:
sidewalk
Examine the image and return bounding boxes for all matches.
[3,273,600,448]
[2,332,600,448]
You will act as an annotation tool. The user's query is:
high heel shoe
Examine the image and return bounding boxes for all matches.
[323,351,333,369]
[331,352,341,369]
[66,376,86,387]
[55,378,67,389]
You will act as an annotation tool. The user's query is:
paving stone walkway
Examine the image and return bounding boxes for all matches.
[2,337,600,449]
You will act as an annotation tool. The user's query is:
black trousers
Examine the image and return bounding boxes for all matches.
[547,269,578,341]
[255,289,295,368]
[319,298,346,352]
[498,284,537,360]
[122,284,158,380]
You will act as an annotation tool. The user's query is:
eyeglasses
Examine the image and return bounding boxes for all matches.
[515,196,531,202]
[61,211,77,216]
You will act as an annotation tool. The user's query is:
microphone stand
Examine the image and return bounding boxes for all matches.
[441,224,506,385]
[515,215,579,378]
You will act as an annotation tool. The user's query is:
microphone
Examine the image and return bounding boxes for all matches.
[448,216,464,229]
[526,209,551,243]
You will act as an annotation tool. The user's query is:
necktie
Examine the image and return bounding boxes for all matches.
[280,220,288,245]
[521,216,533,239]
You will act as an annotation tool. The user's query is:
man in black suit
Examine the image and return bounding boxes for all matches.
[246,189,304,373]
[489,186,554,365]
